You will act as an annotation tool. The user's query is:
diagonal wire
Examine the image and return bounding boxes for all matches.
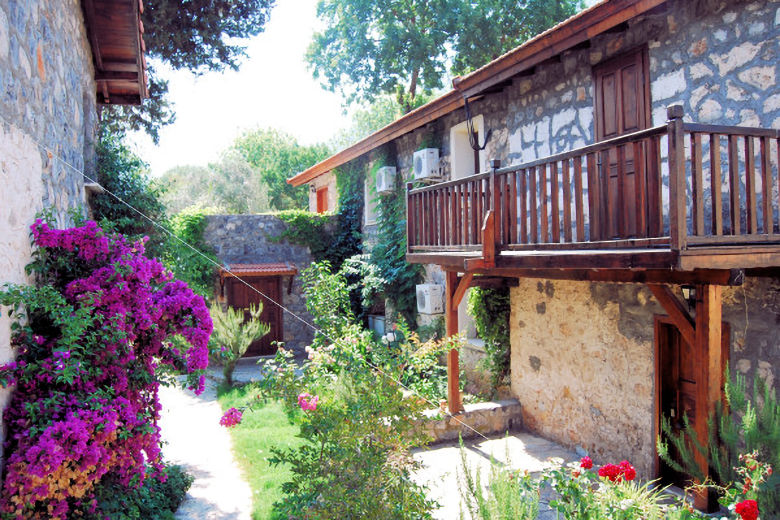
[1,114,492,442]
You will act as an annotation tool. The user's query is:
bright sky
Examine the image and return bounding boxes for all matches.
[129,0,350,177]
[131,0,601,177]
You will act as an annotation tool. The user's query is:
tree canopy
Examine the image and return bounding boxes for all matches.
[307,0,583,112]
[104,0,276,142]
[232,128,332,210]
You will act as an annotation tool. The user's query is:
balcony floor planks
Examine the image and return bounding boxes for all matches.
[407,244,780,272]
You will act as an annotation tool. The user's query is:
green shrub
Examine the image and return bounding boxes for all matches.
[86,464,193,520]
[209,302,270,386]
[657,368,780,516]
[163,206,219,299]
[467,287,511,390]
[257,344,436,520]
[458,445,540,520]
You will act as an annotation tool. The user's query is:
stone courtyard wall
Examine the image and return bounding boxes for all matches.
[0,0,98,467]
[203,215,324,354]
[509,276,779,479]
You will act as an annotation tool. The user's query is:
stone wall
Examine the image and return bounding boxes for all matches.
[0,0,98,466]
[203,215,324,354]
[509,276,779,479]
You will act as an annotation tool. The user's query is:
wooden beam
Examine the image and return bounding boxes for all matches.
[445,271,463,413]
[448,267,744,286]
[453,273,474,308]
[647,284,695,347]
[464,248,678,271]
[97,93,142,105]
[693,284,722,512]
[95,71,139,81]
[468,276,520,289]
[82,0,103,69]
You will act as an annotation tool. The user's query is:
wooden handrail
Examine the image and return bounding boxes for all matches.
[682,123,779,138]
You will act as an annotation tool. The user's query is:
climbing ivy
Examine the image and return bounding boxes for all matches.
[162,206,219,300]
[275,210,336,263]
[467,287,511,390]
[274,161,364,272]
[370,150,422,324]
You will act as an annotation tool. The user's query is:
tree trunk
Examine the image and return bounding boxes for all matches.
[403,68,419,113]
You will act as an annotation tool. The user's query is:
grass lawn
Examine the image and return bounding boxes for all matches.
[216,383,302,520]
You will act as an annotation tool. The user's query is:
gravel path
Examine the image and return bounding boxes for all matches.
[159,379,252,520]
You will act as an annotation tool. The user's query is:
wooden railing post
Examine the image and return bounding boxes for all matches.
[406,182,414,252]
[490,159,501,247]
[667,105,687,252]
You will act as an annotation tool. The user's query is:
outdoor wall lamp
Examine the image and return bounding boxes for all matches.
[680,285,696,311]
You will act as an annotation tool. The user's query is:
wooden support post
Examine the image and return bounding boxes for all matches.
[693,284,722,512]
[445,271,466,413]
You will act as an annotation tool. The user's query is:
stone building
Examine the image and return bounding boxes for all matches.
[203,215,320,356]
[0,0,147,464]
[287,0,780,499]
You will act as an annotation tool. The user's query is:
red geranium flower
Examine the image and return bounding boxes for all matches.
[618,460,636,481]
[580,456,593,470]
[735,499,759,520]
[598,463,620,482]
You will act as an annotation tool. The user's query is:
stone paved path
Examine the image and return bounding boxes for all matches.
[414,432,578,520]
[159,379,252,520]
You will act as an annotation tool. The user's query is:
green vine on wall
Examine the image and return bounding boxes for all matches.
[467,287,511,390]
[370,150,422,325]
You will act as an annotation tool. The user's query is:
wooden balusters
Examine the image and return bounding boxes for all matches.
[574,157,585,242]
[519,169,528,244]
[586,153,599,241]
[529,166,538,243]
[760,136,773,236]
[691,133,704,236]
[745,136,757,234]
[550,162,560,243]
[562,159,573,243]
[710,134,724,236]
[728,134,741,235]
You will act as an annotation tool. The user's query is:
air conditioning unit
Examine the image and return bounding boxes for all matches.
[416,283,444,315]
[413,148,440,180]
[375,166,396,194]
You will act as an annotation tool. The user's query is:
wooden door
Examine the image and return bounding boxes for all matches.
[594,47,650,239]
[656,318,729,486]
[228,276,283,356]
[316,187,329,214]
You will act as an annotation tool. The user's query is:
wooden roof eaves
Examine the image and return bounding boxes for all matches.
[288,0,669,187]
[288,90,464,186]
[452,0,668,98]
[84,0,148,105]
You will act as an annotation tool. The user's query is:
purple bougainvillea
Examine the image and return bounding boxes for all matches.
[0,219,212,519]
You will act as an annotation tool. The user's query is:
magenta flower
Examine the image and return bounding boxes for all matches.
[298,392,319,412]
[220,407,243,427]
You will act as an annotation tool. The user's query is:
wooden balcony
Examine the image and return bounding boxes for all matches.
[406,106,780,275]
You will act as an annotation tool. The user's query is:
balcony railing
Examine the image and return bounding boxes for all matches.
[406,106,780,267]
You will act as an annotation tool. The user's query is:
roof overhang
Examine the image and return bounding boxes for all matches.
[82,0,148,105]
[287,0,668,187]
[220,263,299,279]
